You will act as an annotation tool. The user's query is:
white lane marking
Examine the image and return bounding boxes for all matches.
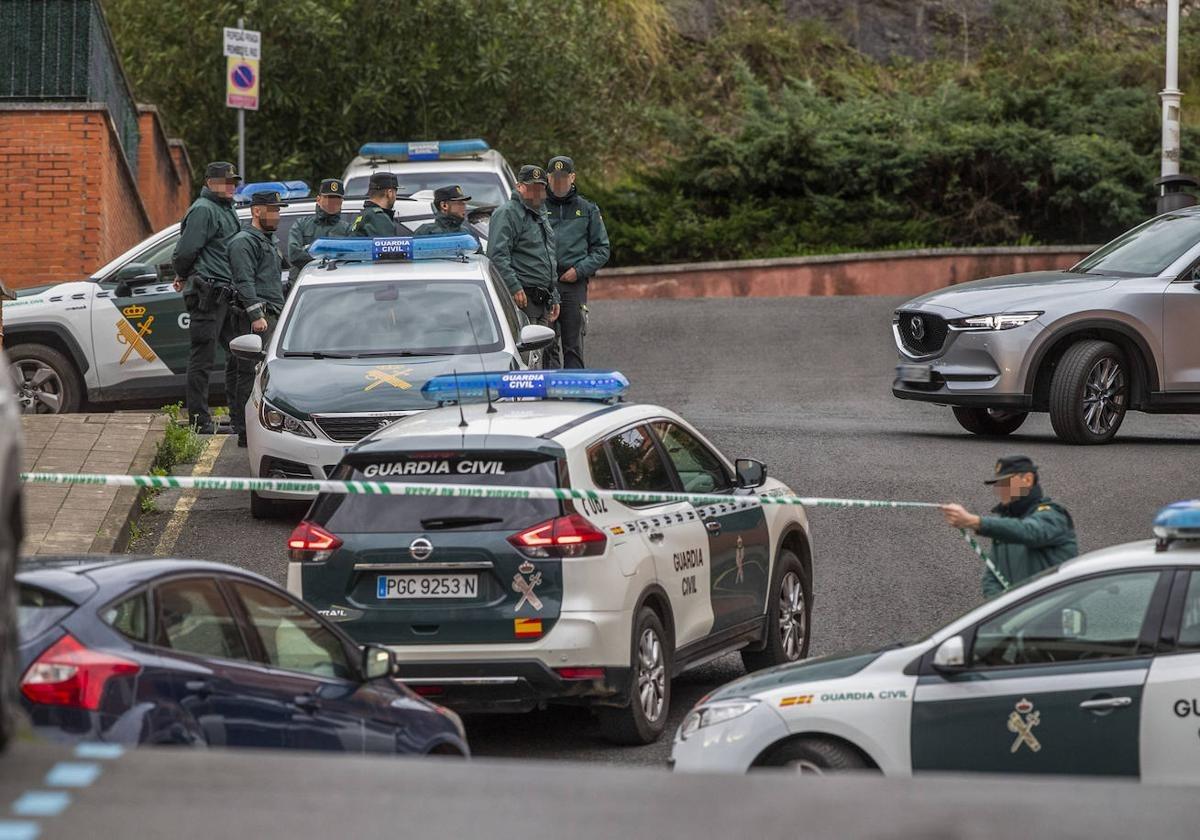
[153,436,228,555]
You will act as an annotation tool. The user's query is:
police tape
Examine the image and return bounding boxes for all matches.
[18,471,1006,588]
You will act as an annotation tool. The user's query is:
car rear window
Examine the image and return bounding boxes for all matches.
[313,451,561,533]
[19,586,75,640]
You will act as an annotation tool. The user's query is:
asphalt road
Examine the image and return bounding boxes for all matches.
[131,294,1200,767]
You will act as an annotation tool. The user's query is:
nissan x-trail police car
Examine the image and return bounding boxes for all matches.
[286,371,815,744]
[672,501,1200,781]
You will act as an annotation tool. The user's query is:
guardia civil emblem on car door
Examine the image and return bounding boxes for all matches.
[117,304,157,365]
[1007,697,1041,753]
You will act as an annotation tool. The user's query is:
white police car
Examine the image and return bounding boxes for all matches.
[229,235,555,518]
[341,139,516,209]
[3,182,458,415]
[672,501,1200,781]
[286,371,815,744]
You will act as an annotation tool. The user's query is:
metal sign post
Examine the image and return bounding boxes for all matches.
[224,20,261,178]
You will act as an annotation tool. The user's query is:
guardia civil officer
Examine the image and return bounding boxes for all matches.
[414,184,471,235]
[489,165,558,351]
[545,155,610,369]
[287,178,349,283]
[172,161,242,434]
[348,171,400,237]
[940,456,1078,598]
[227,190,288,447]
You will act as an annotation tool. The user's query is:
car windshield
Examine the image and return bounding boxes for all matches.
[278,278,504,356]
[346,172,507,207]
[1072,213,1200,277]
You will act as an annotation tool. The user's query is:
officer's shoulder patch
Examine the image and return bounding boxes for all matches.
[1037,504,1052,512]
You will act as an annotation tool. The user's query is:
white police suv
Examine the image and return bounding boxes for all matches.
[341,139,516,209]
[672,501,1200,781]
[285,371,815,744]
[230,235,555,519]
[4,182,456,415]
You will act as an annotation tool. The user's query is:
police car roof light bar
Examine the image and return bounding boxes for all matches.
[308,233,480,263]
[358,139,490,161]
[1153,500,1200,550]
[235,180,310,203]
[421,370,630,403]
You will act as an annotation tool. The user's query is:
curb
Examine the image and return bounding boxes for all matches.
[89,415,168,554]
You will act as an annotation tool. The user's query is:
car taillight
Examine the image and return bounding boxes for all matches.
[20,633,140,711]
[288,520,342,561]
[507,514,607,558]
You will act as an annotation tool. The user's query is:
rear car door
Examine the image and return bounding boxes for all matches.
[912,569,1168,777]
[152,577,291,749]
[649,421,771,633]
[1162,272,1200,391]
[1140,568,1200,784]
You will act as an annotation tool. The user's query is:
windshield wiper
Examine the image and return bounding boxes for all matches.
[419,515,504,529]
[353,351,455,358]
[281,351,357,359]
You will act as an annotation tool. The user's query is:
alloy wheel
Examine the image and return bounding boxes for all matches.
[636,627,666,723]
[12,359,64,414]
[778,571,806,661]
[1082,358,1126,436]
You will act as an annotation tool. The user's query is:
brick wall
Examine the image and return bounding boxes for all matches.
[136,106,191,231]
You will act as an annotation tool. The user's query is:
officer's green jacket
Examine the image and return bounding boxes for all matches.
[172,187,241,291]
[977,495,1078,597]
[545,186,610,291]
[413,210,466,236]
[287,209,349,282]
[488,191,558,305]
[229,225,284,320]
[347,201,397,237]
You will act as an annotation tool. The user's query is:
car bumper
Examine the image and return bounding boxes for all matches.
[247,418,347,500]
[891,320,1044,407]
[669,699,789,774]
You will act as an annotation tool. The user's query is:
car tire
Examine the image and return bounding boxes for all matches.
[755,736,873,774]
[741,548,811,673]
[1049,340,1128,445]
[250,490,286,520]
[951,407,1028,437]
[598,607,671,745]
[9,344,83,414]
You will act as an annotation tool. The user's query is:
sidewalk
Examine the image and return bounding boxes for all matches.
[19,413,167,555]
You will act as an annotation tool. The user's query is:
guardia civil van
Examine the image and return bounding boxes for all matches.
[285,371,816,745]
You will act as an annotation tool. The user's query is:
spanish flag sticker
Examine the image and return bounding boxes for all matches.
[779,695,813,707]
[515,618,543,638]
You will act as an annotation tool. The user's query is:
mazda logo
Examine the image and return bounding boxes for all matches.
[409,538,433,561]
[910,316,926,341]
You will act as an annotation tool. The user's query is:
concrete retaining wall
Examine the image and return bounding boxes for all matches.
[590,246,1096,300]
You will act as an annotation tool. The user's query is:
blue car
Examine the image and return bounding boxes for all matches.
[17,555,469,756]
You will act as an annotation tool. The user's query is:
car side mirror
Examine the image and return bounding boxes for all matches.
[932,635,966,671]
[1192,265,1200,290]
[229,333,265,362]
[735,458,767,489]
[361,645,396,681]
[518,324,556,353]
[113,263,161,297]
[1061,607,1087,639]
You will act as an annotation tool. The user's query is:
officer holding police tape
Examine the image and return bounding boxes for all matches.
[545,155,609,368]
[489,165,558,357]
[172,161,242,434]
[287,178,349,283]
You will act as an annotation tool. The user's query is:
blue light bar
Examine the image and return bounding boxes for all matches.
[358,139,490,161]
[235,180,310,203]
[308,233,480,262]
[1154,500,1200,547]
[421,370,629,403]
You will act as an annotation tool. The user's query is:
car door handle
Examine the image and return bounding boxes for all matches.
[1079,696,1132,711]
[184,679,214,697]
[648,532,665,543]
[704,520,722,534]
[292,694,322,713]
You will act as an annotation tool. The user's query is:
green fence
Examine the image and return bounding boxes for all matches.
[0,0,140,176]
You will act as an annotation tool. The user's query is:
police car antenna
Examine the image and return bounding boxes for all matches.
[451,369,469,428]
[466,310,497,414]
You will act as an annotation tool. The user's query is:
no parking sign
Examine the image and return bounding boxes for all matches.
[224,26,260,111]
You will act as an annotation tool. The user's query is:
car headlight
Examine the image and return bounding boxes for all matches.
[679,699,759,741]
[259,399,315,438]
[948,312,1043,331]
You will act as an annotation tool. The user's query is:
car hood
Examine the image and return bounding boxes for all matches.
[705,649,891,702]
[900,270,1122,316]
[263,351,517,417]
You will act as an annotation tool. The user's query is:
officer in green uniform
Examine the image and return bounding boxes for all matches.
[347,171,400,237]
[545,155,610,369]
[172,161,242,434]
[287,178,349,283]
[414,184,471,235]
[227,190,288,447]
[941,456,1078,597]
[488,165,558,361]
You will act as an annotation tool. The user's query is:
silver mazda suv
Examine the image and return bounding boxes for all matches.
[892,211,1200,444]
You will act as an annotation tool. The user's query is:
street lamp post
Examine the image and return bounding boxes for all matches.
[1157,0,1198,212]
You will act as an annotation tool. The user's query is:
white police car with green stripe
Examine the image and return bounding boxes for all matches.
[285,371,815,745]
[672,501,1200,780]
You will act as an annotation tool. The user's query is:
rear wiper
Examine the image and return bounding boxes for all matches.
[281,350,357,359]
[419,516,504,529]
[354,351,454,358]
